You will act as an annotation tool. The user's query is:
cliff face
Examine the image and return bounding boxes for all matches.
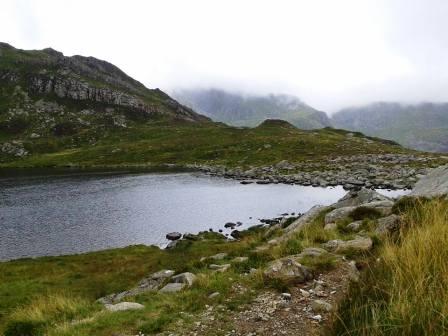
[0,43,209,123]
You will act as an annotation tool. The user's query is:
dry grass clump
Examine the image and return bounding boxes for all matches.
[331,198,448,336]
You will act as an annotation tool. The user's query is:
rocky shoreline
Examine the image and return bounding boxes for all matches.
[188,154,443,190]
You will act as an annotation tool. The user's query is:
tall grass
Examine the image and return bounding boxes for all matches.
[331,198,448,336]
[4,294,95,336]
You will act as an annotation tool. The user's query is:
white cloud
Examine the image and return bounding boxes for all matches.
[0,0,447,111]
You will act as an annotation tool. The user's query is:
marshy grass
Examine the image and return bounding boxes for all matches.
[331,198,448,336]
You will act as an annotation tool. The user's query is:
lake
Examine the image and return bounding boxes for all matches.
[0,172,407,261]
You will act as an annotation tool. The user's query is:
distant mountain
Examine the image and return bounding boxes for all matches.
[332,102,448,152]
[173,89,331,129]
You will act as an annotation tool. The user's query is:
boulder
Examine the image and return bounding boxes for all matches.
[375,214,401,235]
[325,206,355,224]
[224,222,237,229]
[105,302,145,312]
[230,230,241,239]
[333,189,391,208]
[296,247,328,259]
[159,283,185,293]
[359,200,394,216]
[171,272,197,287]
[346,220,364,232]
[284,205,328,235]
[166,232,182,241]
[323,236,373,253]
[410,165,448,198]
[263,257,313,284]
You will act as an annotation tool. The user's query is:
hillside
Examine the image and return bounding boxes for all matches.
[0,42,210,157]
[173,88,332,129]
[332,102,448,152]
[1,43,444,179]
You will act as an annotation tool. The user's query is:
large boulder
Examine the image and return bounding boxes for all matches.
[325,206,355,224]
[358,200,394,216]
[333,189,391,208]
[323,236,373,253]
[263,257,313,284]
[410,165,448,198]
[284,205,328,235]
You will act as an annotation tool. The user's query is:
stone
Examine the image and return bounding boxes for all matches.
[375,214,401,235]
[209,292,220,299]
[159,283,185,293]
[358,200,394,216]
[283,205,328,235]
[263,257,313,284]
[210,252,228,260]
[166,232,182,241]
[410,165,448,198]
[324,206,355,224]
[171,272,197,287]
[323,236,373,253]
[224,222,237,229]
[209,264,231,272]
[333,189,391,208]
[311,299,333,313]
[230,230,241,239]
[297,247,328,259]
[232,256,249,263]
[105,302,144,312]
[150,269,175,280]
[346,220,364,232]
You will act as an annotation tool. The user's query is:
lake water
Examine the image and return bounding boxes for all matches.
[0,172,407,261]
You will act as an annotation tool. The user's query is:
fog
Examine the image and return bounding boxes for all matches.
[1,0,447,112]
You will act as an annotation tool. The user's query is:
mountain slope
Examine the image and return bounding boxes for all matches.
[0,42,209,137]
[0,43,434,170]
[332,102,448,152]
[173,89,331,129]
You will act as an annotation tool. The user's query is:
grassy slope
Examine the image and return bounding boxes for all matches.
[1,196,447,335]
[330,197,448,336]
[1,121,413,169]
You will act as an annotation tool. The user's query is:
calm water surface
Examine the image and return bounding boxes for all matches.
[0,172,406,261]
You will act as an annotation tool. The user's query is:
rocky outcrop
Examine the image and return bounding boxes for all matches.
[410,165,448,198]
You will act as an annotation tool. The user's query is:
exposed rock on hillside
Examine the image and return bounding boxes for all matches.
[410,164,448,198]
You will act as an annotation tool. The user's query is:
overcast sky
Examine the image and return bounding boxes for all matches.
[1,0,447,112]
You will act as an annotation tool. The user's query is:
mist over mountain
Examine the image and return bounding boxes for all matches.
[173,89,331,130]
[332,102,448,152]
